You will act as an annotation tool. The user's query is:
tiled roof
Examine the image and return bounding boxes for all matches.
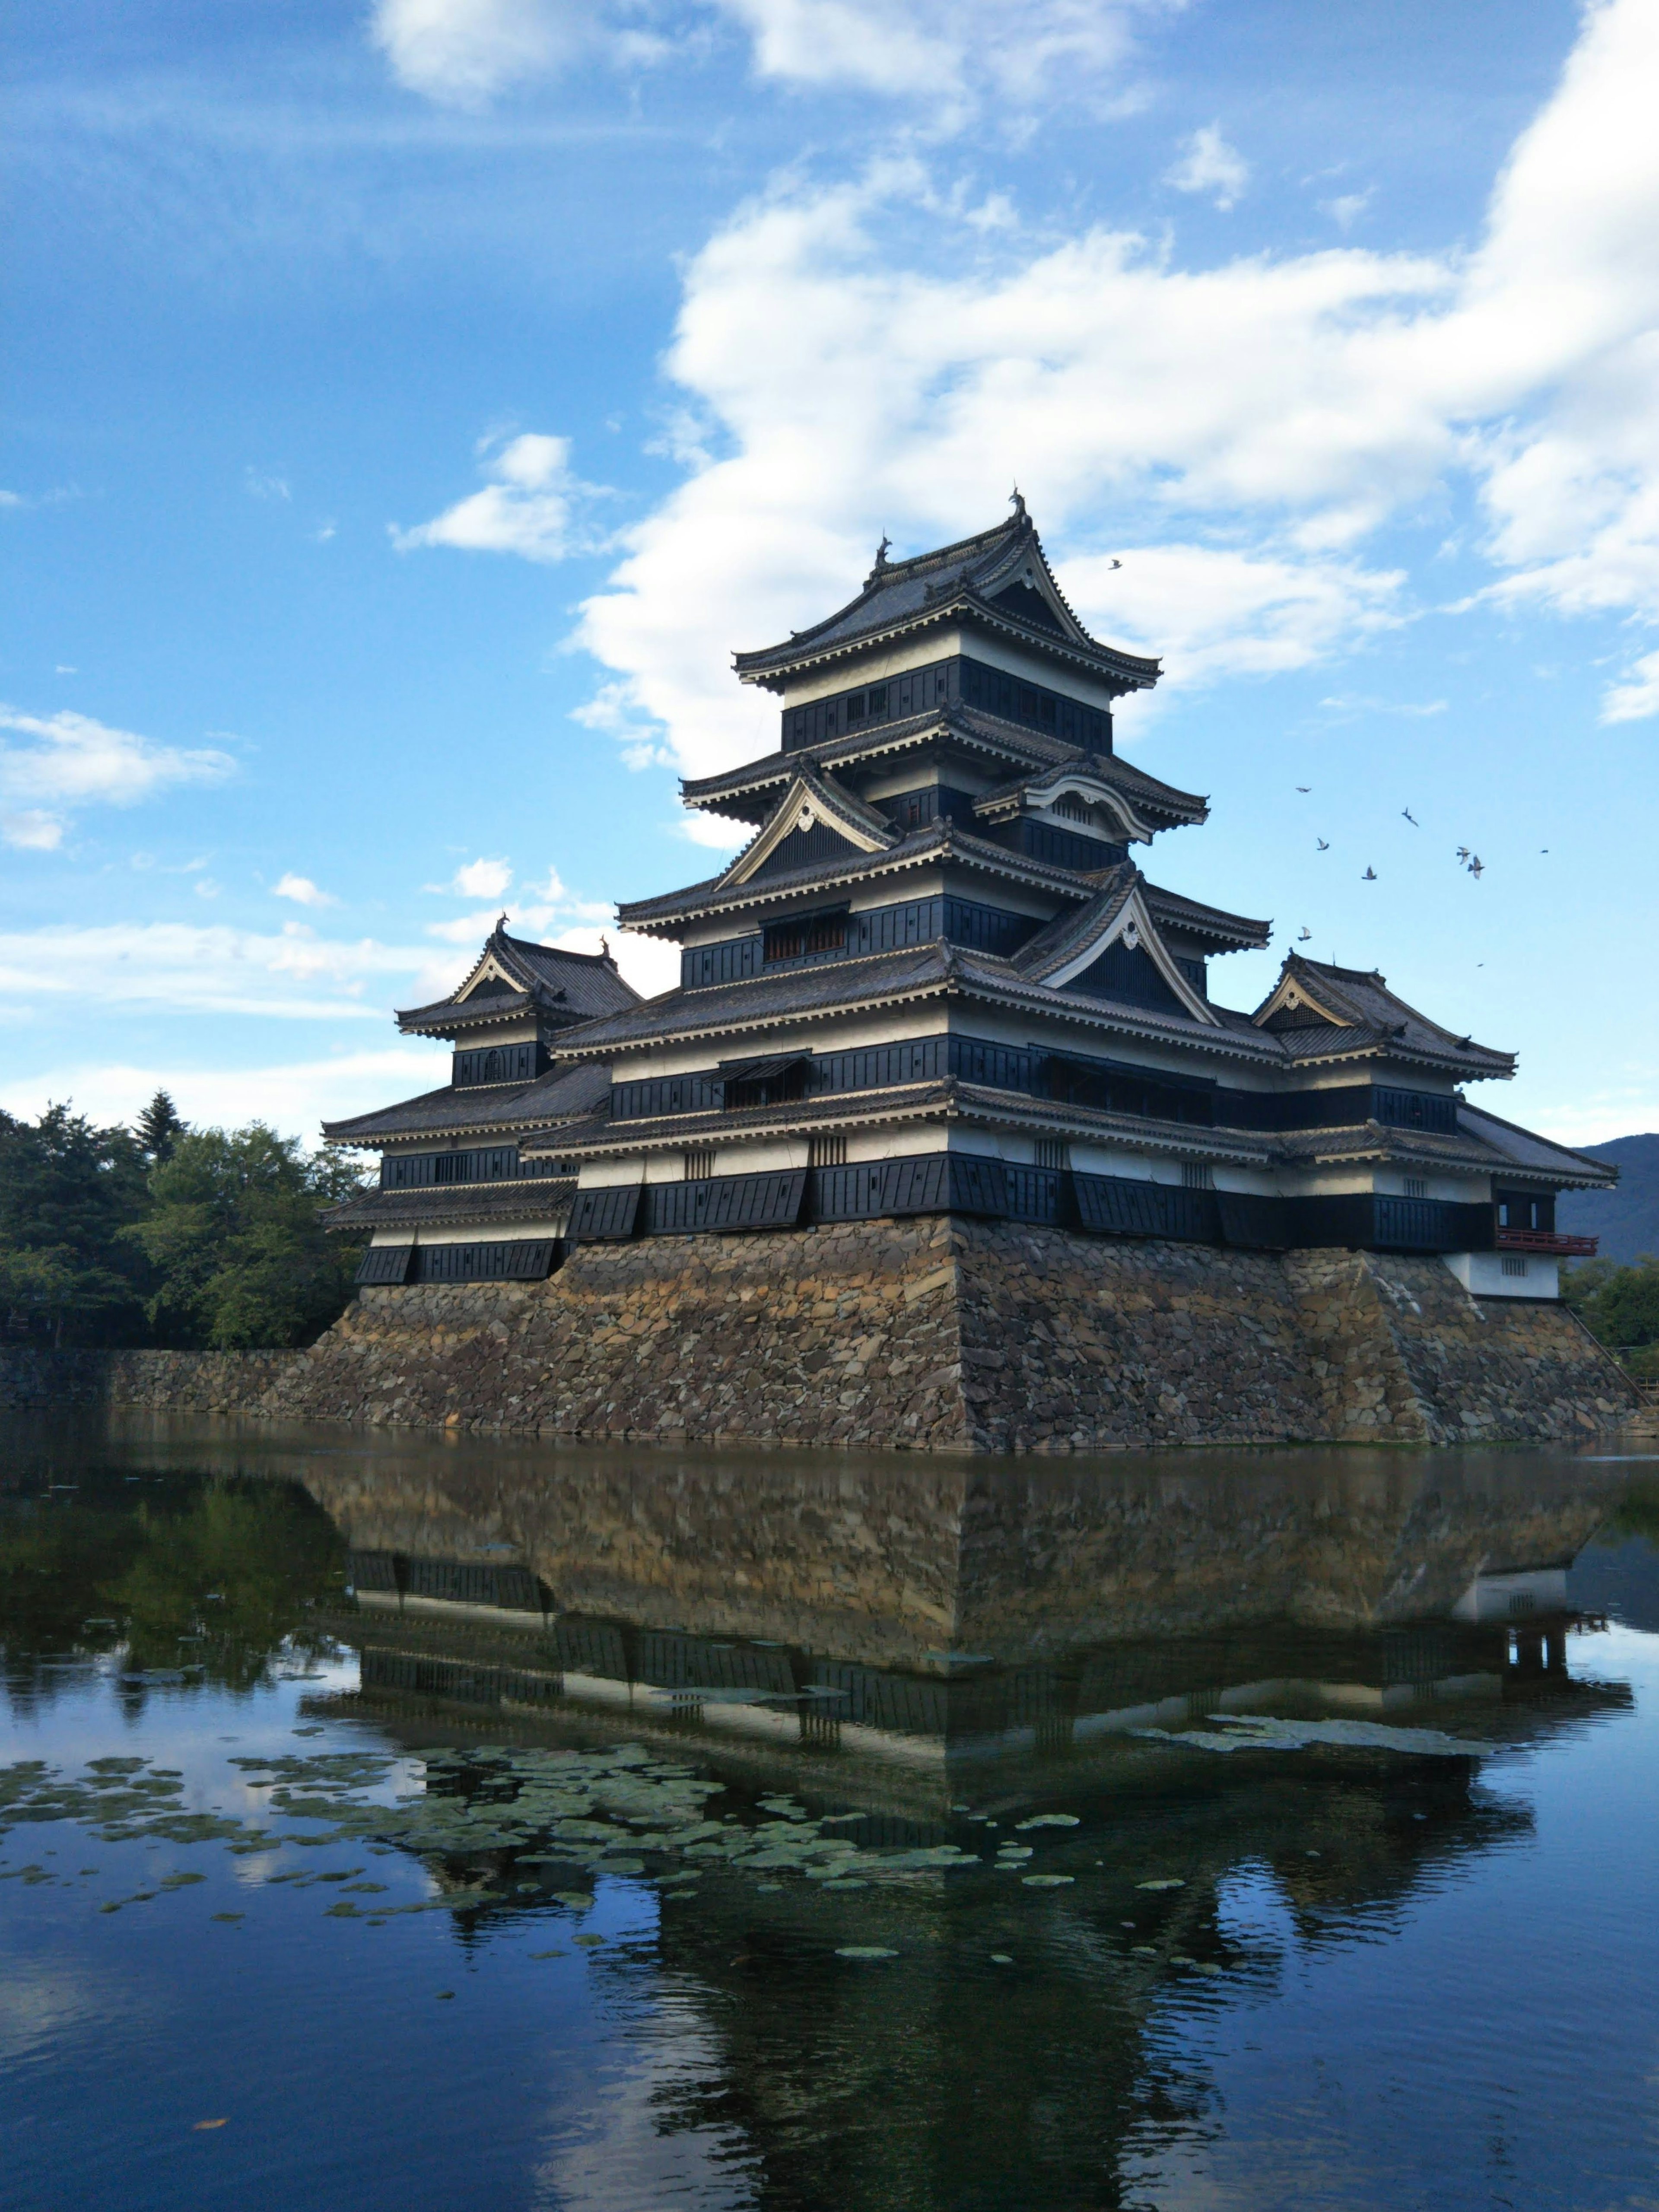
[1140,884,1271,950]
[1008,868,1138,979]
[558,933,1292,1067]
[731,509,1160,690]
[617,817,1109,932]
[395,924,639,1034]
[320,1061,613,1144]
[1456,1103,1619,1187]
[323,1181,576,1232]
[557,941,960,1053]
[1254,956,1513,1078]
[680,707,1203,831]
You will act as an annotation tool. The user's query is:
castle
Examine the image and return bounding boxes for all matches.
[324,501,1611,1312]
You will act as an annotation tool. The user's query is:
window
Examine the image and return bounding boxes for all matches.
[1055,793,1088,823]
[845,691,867,724]
[763,910,848,963]
[810,1133,847,1169]
[1182,1162,1214,1191]
[683,1147,716,1182]
[1405,1177,1427,1200]
[868,685,887,716]
[1502,1255,1528,1277]
[1036,1138,1068,1171]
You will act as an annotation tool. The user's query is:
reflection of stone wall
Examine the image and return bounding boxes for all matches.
[6,1217,1636,1449]
[280,1429,1627,1663]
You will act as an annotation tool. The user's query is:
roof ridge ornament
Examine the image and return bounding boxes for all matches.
[864,532,893,588]
[1010,486,1027,520]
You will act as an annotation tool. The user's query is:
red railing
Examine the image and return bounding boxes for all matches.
[1496,1228,1599,1256]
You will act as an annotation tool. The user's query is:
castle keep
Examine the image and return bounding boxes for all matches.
[326,503,1611,1300]
[283,505,1634,1449]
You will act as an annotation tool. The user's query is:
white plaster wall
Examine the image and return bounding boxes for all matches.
[1443,1250,1560,1300]
[368,1215,569,1248]
[1375,1169,1491,1202]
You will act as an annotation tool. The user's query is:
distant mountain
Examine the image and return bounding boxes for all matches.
[1557,1134,1659,1263]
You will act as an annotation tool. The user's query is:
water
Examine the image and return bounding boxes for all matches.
[3,1414,1658,2212]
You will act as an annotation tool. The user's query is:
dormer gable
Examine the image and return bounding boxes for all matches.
[975,760,1156,846]
[1254,965,1354,1033]
[1014,873,1219,1025]
[718,770,896,890]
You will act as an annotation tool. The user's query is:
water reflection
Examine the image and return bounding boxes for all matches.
[2,1412,1656,2212]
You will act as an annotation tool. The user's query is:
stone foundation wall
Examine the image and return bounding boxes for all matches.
[1,1219,1638,1449]
[0,1344,300,1413]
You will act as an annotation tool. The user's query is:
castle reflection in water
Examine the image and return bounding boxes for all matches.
[103,1417,1630,1802]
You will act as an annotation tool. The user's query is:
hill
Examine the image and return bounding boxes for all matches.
[1557,1134,1659,1263]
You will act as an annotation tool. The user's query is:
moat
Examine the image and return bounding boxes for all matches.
[4,1413,1658,2210]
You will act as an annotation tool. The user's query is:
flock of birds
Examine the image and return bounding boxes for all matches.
[1286,787,1552,954]
[1292,786,1508,885]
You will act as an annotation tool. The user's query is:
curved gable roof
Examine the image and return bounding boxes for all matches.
[732,506,1160,695]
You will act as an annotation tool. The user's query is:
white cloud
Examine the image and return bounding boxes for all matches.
[426,855,513,899]
[371,0,1167,119]
[244,467,291,502]
[273,872,339,909]
[561,0,1659,765]
[0,922,437,1021]
[391,433,596,561]
[548,922,680,1000]
[3,811,64,852]
[0,706,235,849]
[678,810,751,851]
[1602,647,1659,723]
[1166,124,1249,210]
[0,1048,446,1147]
[371,0,594,107]
[1323,189,1373,232]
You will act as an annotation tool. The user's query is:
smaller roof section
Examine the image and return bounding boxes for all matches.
[1252,955,1515,1079]
[973,751,1207,844]
[1456,1103,1618,1189]
[732,500,1160,697]
[395,918,639,1040]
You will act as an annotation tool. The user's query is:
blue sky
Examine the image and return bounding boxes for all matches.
[3,0,1656,1146]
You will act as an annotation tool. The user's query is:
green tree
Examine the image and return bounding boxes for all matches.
[135,1087,188,1163]
[1563,1255,1659,1380]
[0,1105,153,1344]
[125,1124,368,1349]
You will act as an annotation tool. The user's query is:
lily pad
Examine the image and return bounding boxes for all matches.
[1022,1874,1075,1888]
[1137,1878,1185,1892]
[836,1945,897,1959]
[1014,1815,1080,1830]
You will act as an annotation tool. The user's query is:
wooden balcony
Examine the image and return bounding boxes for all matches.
[1496,1227,1599,1257]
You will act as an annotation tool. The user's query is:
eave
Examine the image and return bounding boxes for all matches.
[321,1179,577,1233]
[732,585,1160,696]
[617,821,1108,939]
[521,1078,1274,1172]
[556,941,1289,1070]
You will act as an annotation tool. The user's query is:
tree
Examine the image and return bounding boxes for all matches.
[135,1088,188,1163]
[1563,1255,1659,1379]
[0,1105,153,1344]
[124,1122,368,1349]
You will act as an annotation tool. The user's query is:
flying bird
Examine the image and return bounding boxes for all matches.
[1316,837,1330,851]
[1456,846,1470,862]
[1107,557,1122,570]
[1362,867,1377,881]
[1296,785,1311,793]
[1402,808,1419,826]
[1468,857,1484,878]
[1297,926,1312,941]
